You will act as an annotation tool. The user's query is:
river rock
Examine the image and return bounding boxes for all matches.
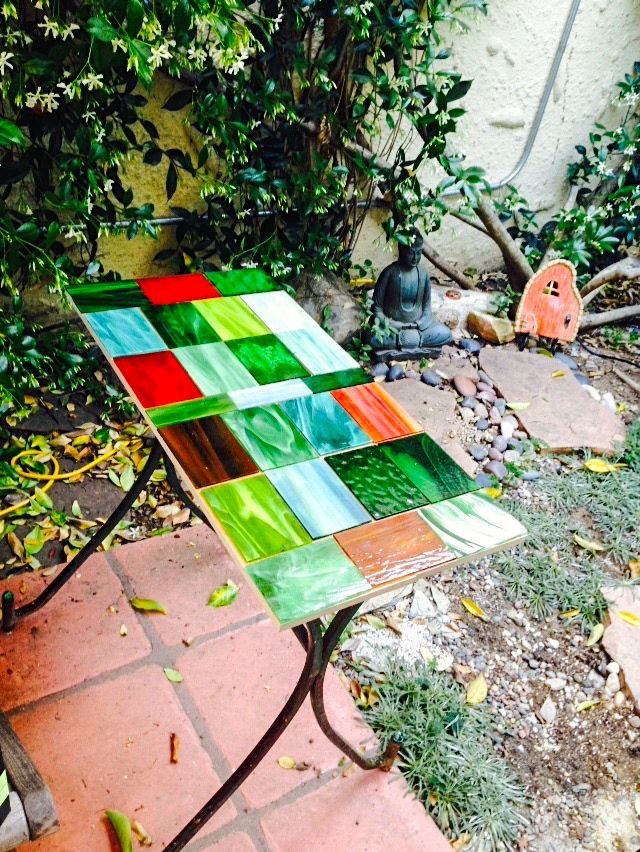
[453,375,477,397]
[489,406,502,425]
[484,460,507,479]
[466,311,515,345]
[474,403,489,420]
[458,338,482,355]
[371,362,389,377]
[386,364,405,381]
[405,369,419,380]
[470,444,489,462]
[476,419,489,431]
[475,472,492,488]
[421,369,441,387]
[492,435,508,452]
[460,396,476,410]
[537,696,557,724]
[488,448,503,461]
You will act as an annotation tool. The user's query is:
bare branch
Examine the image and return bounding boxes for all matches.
[421,243,475,289]
[580,256,640,305]
[580,303,640,330]
[473,197,534,290]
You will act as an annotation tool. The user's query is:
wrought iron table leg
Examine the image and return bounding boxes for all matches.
[162,453,212,528]
[164,620,324,852]
[1,440,163,631]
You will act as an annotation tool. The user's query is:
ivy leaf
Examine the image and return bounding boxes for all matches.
[105,810,133,852]
[129,597,168,615]
[87,17,118,43]
[207,580,239,608]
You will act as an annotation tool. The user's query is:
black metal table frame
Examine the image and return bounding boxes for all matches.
[1,441,401,851]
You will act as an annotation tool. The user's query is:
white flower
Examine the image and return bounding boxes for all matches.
[40,91,59,111]
[80,72,103,91]
[38,15,59,37]
[60,22,80,40]
[111,37,127,53]
[0,51,14,75]
[149,40,174,68]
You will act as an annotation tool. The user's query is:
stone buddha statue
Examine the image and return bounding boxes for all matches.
[367,228,453,361]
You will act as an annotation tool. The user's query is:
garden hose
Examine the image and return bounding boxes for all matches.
[0,445,123,520]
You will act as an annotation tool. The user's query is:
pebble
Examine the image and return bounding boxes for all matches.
[474,403,489,420]
[554,352,578,371]
[547,677,566,691]
[528,658,540,669]
[606,661,620,675]
[459,339,481,354]
[477,369,493,386]
[495,398,507,416]
[522,471,541,481]
[629,715,640,729]
[476,382,492,393]
[586,670,605,689]
[501,420,516,439]
[572,783,592,794]
[405,369,419,380]
[503,450,520,464]
[453,374,477,397]
[386,364,405,381]
[488,448,503,462]
[583,384,601,401]
[421,369,441,386]
[484,460,507,479]
[476,419,489,431]
[492,435,508,452]
[605,672,620,694]
[460,407,474,423]
[513,430,528,440]
[370,362,388,377]
[489,406,502,425]
[537,696,557,724]
[475,472,493,488]
[460,396,477,410]
[507,438,522,451]
[477,390,497,405]
[470,444,489,462]
[613,691,626,708]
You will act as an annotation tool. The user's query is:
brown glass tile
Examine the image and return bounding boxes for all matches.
[160,416,258,488]
[335,511,454,589]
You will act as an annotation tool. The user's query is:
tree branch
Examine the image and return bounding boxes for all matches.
[421,243,475,289]
[580,256,640,305]
[473,196,534,290]
[446,208,490,236]
[580,303,640,330]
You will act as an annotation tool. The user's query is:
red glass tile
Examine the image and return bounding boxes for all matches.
[136,273,221,305]
[114,351,203,409]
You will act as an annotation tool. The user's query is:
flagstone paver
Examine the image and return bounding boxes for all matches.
[602,585,640,706]
[1,526,449,850]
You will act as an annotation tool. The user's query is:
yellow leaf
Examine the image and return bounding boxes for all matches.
[484,487,502,499]
[131,820,153,847]
[537,348,554,358]
[465,674,488,705]
[586,623,604,647]
[277,756,297,770]
[23,394,37,405]
[576,699,600,712]
[461,598,487,620]
[506,401,530,411]
[129,597,168,615]
[583,459,627,474]
[561,608,581,618]
[7,532,24,560]
[364,614,386,629]
[618,611,640,627]
[573,533,607,553]
[551,370,565,378]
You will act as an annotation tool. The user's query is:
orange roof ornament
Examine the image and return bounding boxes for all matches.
[514,259,583,352]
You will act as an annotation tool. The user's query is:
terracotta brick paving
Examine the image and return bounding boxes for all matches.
[1,525,450,851]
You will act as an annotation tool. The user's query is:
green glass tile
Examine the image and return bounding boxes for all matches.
[200,475,311,562]
[66,280,149,313]
[221,404,317,469]
[380,434,478,504]
[173,342,258,396]
[303,368,372,394]
[325,445,427,519]
[419,491,527,558]
[142,302,221,348]
[226,334,309,384]
[147,394,235,428]
[279,392,370,454]
[194,296,270,340]
[205,268,281,295]
[246,538,371,628]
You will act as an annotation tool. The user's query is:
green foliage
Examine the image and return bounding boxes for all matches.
[622,416,640,473]
[365,662,527,847]
[601,324,639,350]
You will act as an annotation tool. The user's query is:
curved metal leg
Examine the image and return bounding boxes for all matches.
[162,452,212,528]
[164,620,324,852]
[2,441,163,630]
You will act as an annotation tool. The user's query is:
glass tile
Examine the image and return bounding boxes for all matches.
[266,459,371,538]
[142,302,221,348]
[226,334,309,384]
[279,392,370,455]
[66,280,149,313]
[332,383,421,442]
[159,416,258,488]
[221,405,316,469]
[205,268,280,295]
[228,379,312,409]
[325,445,427,519]
[335,512,453,588]
[113,351,203,409]
[241,291,317,333]
[136,273,221,305]
[419,491,527,558]
[303,368,372,394]
[147,394,235,429]
[379,434,478,504]
[277,328,360,375]
[173,342,258,396]
[194,296,269,340]
[85,307,168,357]
[246,538,371,629]
[200,475,310,562]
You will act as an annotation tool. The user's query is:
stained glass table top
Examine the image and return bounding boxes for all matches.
[67,269,526,629]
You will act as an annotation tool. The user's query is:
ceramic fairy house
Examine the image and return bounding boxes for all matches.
[515,259,582,351]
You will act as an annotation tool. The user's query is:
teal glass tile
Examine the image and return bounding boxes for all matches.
[325,445,428,519]
[85,307,167,357]
[173,342,258,396]
[419,491,527,558]
[221,404,317,469]
[67,280,149,313]
[200,474,311,562]
[205,268,281,295]
[277,328,360,375]
[226,334,309,384]
[303,368,372,394]
[279,392,370,454]
[266,459,371,538]
[246,538,372,628]
[193,296,269,340]
[147,394,235,428]
[380,434,478,504]
[142,302,221,348]
[241,291,317,333]
[229,379,312,409]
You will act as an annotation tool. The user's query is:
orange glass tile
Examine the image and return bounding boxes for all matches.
[332,383,421,442]
[335,511,453,588]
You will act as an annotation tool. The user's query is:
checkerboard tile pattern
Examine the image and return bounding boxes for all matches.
[68,270,526,628]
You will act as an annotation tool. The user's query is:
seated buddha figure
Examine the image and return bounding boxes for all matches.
[367,229,453,360]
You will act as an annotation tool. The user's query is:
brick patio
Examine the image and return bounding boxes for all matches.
[1,525,449,851]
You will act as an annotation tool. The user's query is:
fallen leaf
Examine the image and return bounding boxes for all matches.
[23,525,45,556]
[7,532,24,560]
[629,559,640,579]
[573,533,607,553]
[119,466,135,492]
[71,499,82,518]
[163,667,183,683]
[586,623,604,646]
[466,674,488,705]
[537,348,554,358]
[129,597,168,615]
[461,597,487,620]
[170,732,180,764]
[171,508,190,525]
[576,699,600,712]
[551,370,565,378]
[506,401,530,411]
[33,487,53,509]
[561,608,581,618]
[207,579,239,608]
[364,614,386,630]
[618,611,640,627]
[583,459,627,474]
[484,487,502,499]
[105,809,133,852]
[131,820,153,847]
[277,756,297,770]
